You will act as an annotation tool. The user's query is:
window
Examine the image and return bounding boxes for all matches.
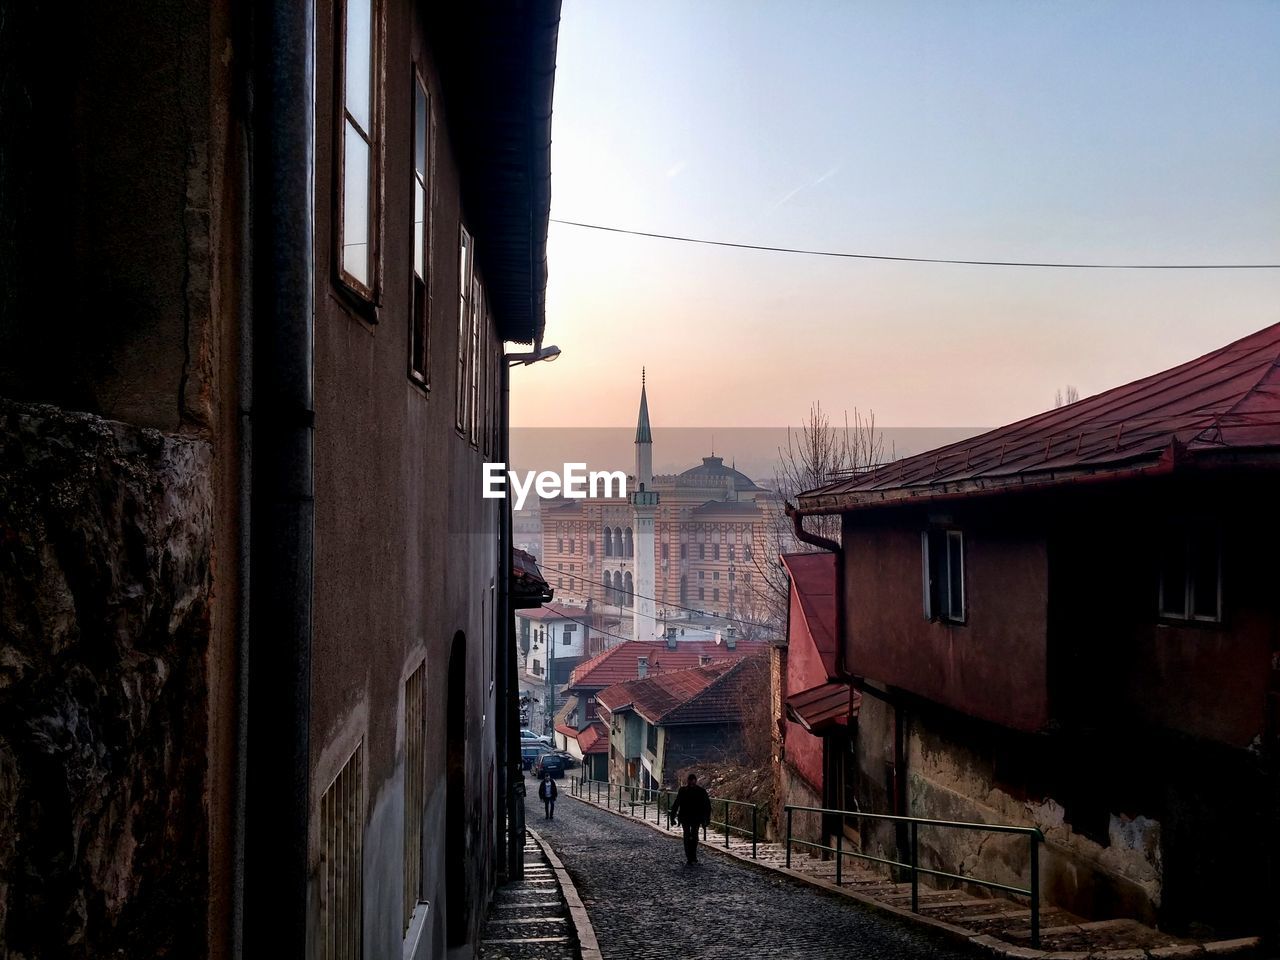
[713,571,719,581]
[713,587,720,602]
[408,71,430,383]
[680,543,687,560]
[403,662,426,931]
[468,280,482,445]
[320,742,364,960]
[728,545,735,561]
[338,0,378,297]
[646,722,658,754]
[922,529,965,623]
[1159,530,1221,622]
[699,586,705,601]
[661,543,669,560]
[698,571,704,580]
[699,544,706,560]
[562,624,575,646]
[455,227,472,431]
[713,544,721,561]
[557,538,564,552]
[744,543,753,561]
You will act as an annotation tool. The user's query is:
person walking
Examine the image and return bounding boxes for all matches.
[670,773,711,865]
[538,772,558,819]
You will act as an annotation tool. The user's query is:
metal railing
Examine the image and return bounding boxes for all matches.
[571,777,759,858]
[784,804,1044,947]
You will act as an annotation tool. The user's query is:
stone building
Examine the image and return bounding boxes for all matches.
[0,3,559,958]
[794,323,1280,940]
[538,376,777,628]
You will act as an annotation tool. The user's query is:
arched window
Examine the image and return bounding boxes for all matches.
[624,571,634,607]
[624,527,634,558]
[614,527,624,556]
[680,575,688,604]
[603,525,612,556]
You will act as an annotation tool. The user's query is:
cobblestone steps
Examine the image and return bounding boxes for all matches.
[567,789,1264,960]
[480,833,578,960]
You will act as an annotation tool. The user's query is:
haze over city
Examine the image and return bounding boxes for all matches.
[513,0,1280,429]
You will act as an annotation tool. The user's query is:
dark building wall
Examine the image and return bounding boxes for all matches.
[307,3,502,957]
[843,475,1278,936]
[0,2,242,956]
[843,508,1050,732]
[662,724,743,786]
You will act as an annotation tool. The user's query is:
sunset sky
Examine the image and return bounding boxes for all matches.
[510,0,1280,429]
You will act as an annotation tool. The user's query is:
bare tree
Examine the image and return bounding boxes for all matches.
[1054,385,1080,408]
[749,404,887,630]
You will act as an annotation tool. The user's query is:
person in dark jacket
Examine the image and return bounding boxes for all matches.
[538,773,558,819]
[670,773,711,864]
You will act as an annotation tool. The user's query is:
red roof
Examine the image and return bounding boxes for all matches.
[780,552,837,677]
[558,720,609,755]
[566,638,769,690]
[799,322,1280,512]
[596,657,768,726]
[786,680,860,733]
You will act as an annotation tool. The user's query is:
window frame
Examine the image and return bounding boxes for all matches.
[334,0,383,311]
[1158,529,1222,624]
[922,528,966,624]
[455,226,473,433]
[408,66,432,386]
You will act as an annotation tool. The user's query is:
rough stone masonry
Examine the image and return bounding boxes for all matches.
[0,400,212,959]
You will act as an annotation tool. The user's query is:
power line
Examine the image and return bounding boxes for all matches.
[547,566,780,632]
[551,219,1280,270]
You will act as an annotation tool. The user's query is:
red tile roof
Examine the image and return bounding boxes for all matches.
[799,322,1280,512]
[566,638,769,691]
[596,656,768,727]
[786,680,860,733]
[557,720,609,755]
[780,552,838,678]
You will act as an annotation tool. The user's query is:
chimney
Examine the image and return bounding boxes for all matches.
[637,656,649,678]
[726,625,737,650]
[665,626,678,650]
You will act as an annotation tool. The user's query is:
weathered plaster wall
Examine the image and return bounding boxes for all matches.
[0,402,212,958]
[845,516,1050,732]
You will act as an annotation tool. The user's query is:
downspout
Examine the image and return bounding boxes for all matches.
[500,358,524,881]
[243,1,315,956]
[786,502,844,677]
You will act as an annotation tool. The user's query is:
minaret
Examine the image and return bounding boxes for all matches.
[631,369,659,641]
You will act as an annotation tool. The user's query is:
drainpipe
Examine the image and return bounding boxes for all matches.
[499,358,523,881]
[242,1,315,956]
[786,502,844,677]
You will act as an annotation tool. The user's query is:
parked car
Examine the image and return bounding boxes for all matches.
[521,742,545,770]
[548,750,578,769]
[531,752,566,779]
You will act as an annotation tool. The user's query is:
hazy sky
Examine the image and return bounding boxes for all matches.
[511,0,1280,429]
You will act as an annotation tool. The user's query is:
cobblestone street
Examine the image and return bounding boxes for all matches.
[529,791,977,960]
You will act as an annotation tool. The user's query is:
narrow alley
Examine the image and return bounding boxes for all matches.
[527,792,975,960]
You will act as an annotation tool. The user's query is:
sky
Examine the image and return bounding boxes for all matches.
[510,0,1280,429]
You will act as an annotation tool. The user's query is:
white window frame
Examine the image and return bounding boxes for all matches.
[922,528,966,624]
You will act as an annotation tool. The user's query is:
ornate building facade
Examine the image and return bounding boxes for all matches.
[538,376,776,629]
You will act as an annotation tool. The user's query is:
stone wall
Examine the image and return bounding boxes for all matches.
[0,401,212,958]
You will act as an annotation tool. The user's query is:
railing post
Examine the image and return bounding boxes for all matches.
[910,821,919,913]
[1030,833,1040,948]
[724,800,730,847]
[752,805,758,859]
[835,829,843,885]
[786,808,793,869]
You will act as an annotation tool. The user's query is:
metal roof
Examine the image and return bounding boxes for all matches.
[785,680,860,733]
[799,321,1280,513]
[566,639,769,691]
[596,657,767,727]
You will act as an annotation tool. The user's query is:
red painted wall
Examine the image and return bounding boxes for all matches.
[845,518,1051,732]
[784,586,828,792]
